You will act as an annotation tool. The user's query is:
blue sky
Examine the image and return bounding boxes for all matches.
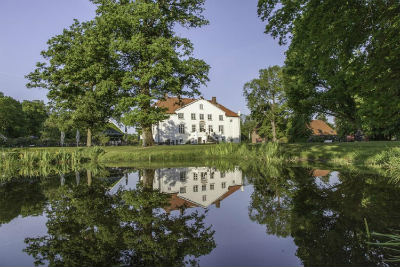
[0,0,286,115]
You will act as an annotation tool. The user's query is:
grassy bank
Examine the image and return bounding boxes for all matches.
[3,141,400,169]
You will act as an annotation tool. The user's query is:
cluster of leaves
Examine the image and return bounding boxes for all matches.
[258,0,400,140]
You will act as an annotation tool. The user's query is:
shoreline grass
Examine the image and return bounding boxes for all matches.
[2,141,400,172]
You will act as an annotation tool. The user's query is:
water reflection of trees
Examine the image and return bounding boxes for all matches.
[246,165,400,266]
[24,169,215,267]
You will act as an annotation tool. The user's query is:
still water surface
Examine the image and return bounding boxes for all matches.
[0,165,399,266]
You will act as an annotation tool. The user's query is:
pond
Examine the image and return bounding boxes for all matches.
[1,164,400,266]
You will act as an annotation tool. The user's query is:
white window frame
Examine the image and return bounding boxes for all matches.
[178,124,185,134]
[208,114,212,121]
[178,113,184,119]
[191,113,196,120]
[219,115,224,121]
[199,114,204,120]
[219,125,224,134]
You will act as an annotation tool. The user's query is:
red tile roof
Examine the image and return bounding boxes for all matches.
[308,120,337,135]
[155,97,239,117]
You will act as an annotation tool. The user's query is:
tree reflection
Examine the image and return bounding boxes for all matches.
[246,165,400,266]
[24,169,215,267]
[246,164,295,237]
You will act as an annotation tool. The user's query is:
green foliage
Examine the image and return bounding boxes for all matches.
[96,133,110,146]
[370,148,400,182]
[243,66,288,142]
[0,93,26,138]
[22,100,48,137]
[258,0,400,139]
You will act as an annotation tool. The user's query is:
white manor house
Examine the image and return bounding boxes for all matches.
[153,96,241,144]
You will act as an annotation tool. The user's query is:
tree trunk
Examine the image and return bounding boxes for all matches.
[271,119,277,143]
[142,126,154,147]
[87,169,92,186]
[142,169,155,190]
[60,131,65,147]
[87,128,92,147]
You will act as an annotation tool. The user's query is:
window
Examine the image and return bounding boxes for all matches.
[192,124,196,133]
[193,173,198,180]
[202,185,206,191]
[220,172,226,178]
[180,139,183,144]
[193,185,198,192]
[200,104,204,110]
[180,171,186,181]
[210,172,215,179]
[178,113,184,119]
[199,122,206,132]
[180,187,186,193]
[178,124,185,134]
[221,182,226,189]
[210,183,215,190]
[208,114,212,121]
[200,114,204,120]
[201,172,207,179]
[202,195,207,202]
[219,115,224,121]
[208,125,213,133]
[191,113,196,120]
[219,125,224,134]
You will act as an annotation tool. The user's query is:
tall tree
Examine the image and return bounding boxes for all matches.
[93,0,210,147]
[258,0,400,139]
[26,20,120,146]
[243,66,287,142]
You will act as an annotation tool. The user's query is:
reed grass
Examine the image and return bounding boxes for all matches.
[369,231,400,262]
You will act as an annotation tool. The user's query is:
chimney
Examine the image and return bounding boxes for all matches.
[211,97,217,104]
[215,200,221,208]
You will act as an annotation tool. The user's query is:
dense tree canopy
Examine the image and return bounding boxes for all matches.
[243,66,288,142]
[258,0,400,139]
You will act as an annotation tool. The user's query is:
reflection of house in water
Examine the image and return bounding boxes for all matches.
[153,167,244,210]
[110,167,244,210]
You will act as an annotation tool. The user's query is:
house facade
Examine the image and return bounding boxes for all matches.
[153,97,241,144]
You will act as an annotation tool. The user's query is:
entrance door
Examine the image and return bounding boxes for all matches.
[198,137,202,144]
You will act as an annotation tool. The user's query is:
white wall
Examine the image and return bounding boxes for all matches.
[153,99,241,144]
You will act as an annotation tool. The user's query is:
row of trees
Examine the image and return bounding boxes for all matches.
[27,0,210,147]
[0,92,47,138]
[245,0,400,141]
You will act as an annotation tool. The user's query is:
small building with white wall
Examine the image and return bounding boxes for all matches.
[153,97,241,144]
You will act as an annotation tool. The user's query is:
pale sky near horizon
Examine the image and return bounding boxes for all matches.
[0,0,286,115]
